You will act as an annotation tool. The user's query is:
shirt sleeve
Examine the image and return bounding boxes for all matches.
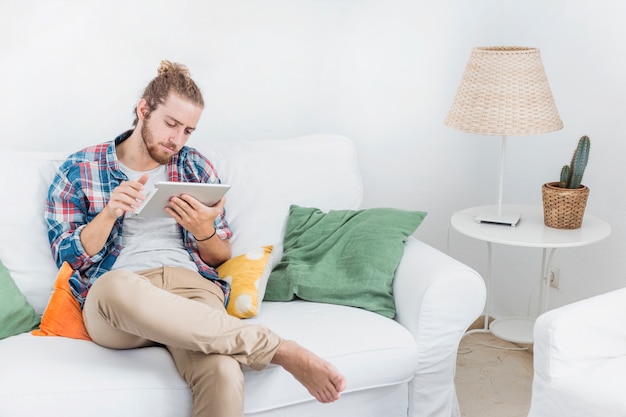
[45,165,107,271]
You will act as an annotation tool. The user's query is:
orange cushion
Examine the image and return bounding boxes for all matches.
[32,262,91,341]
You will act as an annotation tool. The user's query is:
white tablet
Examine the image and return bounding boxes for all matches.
[133,181,230,218]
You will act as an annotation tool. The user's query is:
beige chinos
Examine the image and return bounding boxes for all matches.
[82,266,282,417]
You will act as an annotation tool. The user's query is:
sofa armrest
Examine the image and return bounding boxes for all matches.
[392,237,485,417]
[393,237,485,339]
[533,287,626,382]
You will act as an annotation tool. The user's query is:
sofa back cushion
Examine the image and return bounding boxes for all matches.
[0,151,69,314]
[199,134,363,255]
[0,134,362,315]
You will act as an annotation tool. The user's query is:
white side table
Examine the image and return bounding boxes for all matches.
[450,204,611,344]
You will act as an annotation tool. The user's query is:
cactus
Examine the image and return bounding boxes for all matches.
[558,135,590,189]
[559,165,570,188]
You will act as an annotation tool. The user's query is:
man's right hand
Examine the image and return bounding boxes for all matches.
[105,174,150,219]
[80,174,150,257]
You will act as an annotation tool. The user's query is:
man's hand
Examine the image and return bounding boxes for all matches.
[165,194,225,239]
[105,174,149,219]
[80,174,149,257]
[165,194,231,266]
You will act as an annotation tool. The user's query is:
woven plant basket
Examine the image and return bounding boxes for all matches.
[542,182,590,229]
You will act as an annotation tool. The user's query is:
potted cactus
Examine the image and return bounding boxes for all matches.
[542,135,591,229]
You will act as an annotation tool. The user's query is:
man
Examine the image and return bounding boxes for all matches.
[45,60,346,417]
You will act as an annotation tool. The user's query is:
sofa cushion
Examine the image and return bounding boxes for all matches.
[0,260,40,339]
[32,262,91,341]
[0,300,417,416]
[0,333,192,417]
[246,301,419,412]
[199,134,363,256]
[264,205,427,318]
[0,151,68,314]
[218,245,274,318]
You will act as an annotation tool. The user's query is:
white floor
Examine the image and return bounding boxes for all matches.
[455,331,534,417]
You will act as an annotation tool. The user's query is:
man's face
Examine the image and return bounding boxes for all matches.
[140,93,203,165]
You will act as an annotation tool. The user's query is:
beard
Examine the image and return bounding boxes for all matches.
[140,121,178,165]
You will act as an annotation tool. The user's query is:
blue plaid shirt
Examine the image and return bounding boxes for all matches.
[45,130,232,308]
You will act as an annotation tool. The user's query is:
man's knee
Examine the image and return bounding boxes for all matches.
[83,271,154,349]
[87,270,146,310]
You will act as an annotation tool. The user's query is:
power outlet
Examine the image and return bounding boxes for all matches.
[549,266,561,289]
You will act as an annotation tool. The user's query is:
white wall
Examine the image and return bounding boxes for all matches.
[2,0,625,318]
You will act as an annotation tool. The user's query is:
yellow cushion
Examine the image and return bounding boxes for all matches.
[32,262,92,341]
[218,245,274,319]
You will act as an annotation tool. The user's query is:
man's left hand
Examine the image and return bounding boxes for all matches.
[165,194,225,240]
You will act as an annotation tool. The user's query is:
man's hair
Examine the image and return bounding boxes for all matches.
[133,60,204,126]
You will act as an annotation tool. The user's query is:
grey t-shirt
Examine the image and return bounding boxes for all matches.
[112,162,198,273]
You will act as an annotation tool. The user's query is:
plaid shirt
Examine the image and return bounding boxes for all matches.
[45,130,232,308]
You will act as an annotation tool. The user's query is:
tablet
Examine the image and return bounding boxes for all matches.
[133,181,230,218]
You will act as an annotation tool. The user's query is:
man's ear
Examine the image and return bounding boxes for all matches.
[136,99,150,122]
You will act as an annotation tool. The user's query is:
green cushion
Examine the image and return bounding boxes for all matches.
[264,205,427,318]
[0,260,41,339]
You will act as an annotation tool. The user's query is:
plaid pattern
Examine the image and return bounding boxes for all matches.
[45,130,233,308]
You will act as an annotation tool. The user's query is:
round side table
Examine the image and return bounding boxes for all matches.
[450,204,611,344]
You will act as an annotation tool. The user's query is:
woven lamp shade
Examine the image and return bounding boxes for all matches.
[445,46,563,136]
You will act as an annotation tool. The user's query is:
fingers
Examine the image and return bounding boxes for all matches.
[179,194,226,210]
[168,194,225,218]
[166,194,223,238]
[107,178,147,217]
[137,173,149,186]
[166,194,197,219]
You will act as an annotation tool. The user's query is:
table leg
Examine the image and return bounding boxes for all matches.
[539,248,558,315]
[485,241,493,329]
[465,241,492,335]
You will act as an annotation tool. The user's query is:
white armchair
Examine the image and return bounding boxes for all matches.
[528,287,626,417]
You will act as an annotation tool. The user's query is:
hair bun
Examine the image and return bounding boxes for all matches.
[157,60,190,78]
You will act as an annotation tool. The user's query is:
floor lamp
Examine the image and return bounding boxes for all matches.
[445,46,563,226]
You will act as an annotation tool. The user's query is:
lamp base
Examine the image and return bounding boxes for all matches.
[476,212,521,226]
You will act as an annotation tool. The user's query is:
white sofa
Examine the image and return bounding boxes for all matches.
[0,134,486,417]
[528,287,626,417]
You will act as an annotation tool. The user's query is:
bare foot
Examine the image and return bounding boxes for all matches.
[271,340,346,403]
